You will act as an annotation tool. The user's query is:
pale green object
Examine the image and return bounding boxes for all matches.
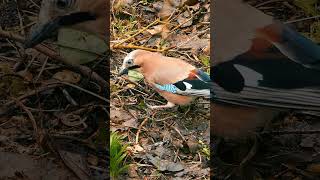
[294,0,319,16]
[58,28,107,65]
[128,70,144,82]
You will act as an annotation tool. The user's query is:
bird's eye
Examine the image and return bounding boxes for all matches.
[126,59,133,65]
[56,0,73,9]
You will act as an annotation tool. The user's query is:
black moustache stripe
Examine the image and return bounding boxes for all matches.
[128,65,141,70]
[59,12,97,26]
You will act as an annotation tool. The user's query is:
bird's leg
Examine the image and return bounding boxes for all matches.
[147,102,175,110]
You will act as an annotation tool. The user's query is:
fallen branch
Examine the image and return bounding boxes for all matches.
[113,18,160,47]
[13,98,39,143]
[0,82,62,116]
[112,44,175,52]
[0,30,108,89]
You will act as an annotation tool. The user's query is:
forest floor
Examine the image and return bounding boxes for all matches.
[110,0,210,179]
[0,0,108,179]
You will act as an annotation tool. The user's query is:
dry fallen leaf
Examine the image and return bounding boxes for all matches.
[177,12,193,28]
[307,163,320,174]
[127,144,145,154]
[122,118,138,128]
[146,154,184,172]
[17,70,33,81]
[53,70,81,83]
[147,24,170,39]
[110,108,134,123]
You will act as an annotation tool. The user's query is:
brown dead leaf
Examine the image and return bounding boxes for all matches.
[300,136,315,148]
[87,154,98,166]
[127,144,145,154]
[147,24,170,39]
[17,70,33,81]
[110,108,134,123]
[113,0,133,12]
[128,164,139,178]
[122,118,138,128]
[177,12,193,28]
[307,163,320,174]
[203,43,210,55]
[169,34,209,54]
[146,154,184,172]
[159,0,178,20]
[0,152,78,180]
[182,0,199,6]
[53,70,81,83]
[187,137,199,153]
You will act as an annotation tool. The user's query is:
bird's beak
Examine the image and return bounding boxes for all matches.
[24,18,61,48]
[24,12,97,48]
[119,67,129,76]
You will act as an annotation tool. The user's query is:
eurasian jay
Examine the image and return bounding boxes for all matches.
[211,1,320,138]
[156,0,320,138]
[118,49,211,109]
[25,0,107,48]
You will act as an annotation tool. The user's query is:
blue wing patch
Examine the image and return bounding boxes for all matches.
[155,84,178,93]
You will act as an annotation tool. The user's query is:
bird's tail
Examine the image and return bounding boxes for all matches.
[212,82,320,116]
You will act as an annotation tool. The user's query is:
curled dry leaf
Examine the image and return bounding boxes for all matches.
[182,0,199,6]
[113,0,133,12]
[122,118,138,129]
[307,163,320,174]
[177,11,193,28]
[127,144,144,154]
[147,24,170,39]
[203,43,210,56]
[53,70,81,83]
[146,154,184,172]
[110,108,134,123]
[127,164,139,178]
[159,0,177,20]
[17,70,33,81]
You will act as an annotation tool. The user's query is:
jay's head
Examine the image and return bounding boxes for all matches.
[119,50,153,75]
[25,0,107,48]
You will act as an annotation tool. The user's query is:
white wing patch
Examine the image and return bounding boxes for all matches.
[233,64,263,87]
[183,82,193,89]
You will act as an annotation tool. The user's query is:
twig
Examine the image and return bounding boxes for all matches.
[113,44,174,52]
[135,117,149,144]
[27,0,40,9]
[113,18,160,47]
[120,76,151,95]
[166,10,200,37]
[255,0,281,8]
[261,130,320,135]
[285,15,320,24]
[282,164,315,179]
[59,81,109,103]
[35,56,48,83]
[61,88,78,106]
[13,98,39,140]
[0,83,62,116]
[171,125,186,142]
[0,30,108,89]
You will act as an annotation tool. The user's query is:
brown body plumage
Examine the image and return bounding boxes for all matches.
[120,50,198,109]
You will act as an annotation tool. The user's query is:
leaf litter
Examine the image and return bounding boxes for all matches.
[0,0,108,179]
[111,0,210,179]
